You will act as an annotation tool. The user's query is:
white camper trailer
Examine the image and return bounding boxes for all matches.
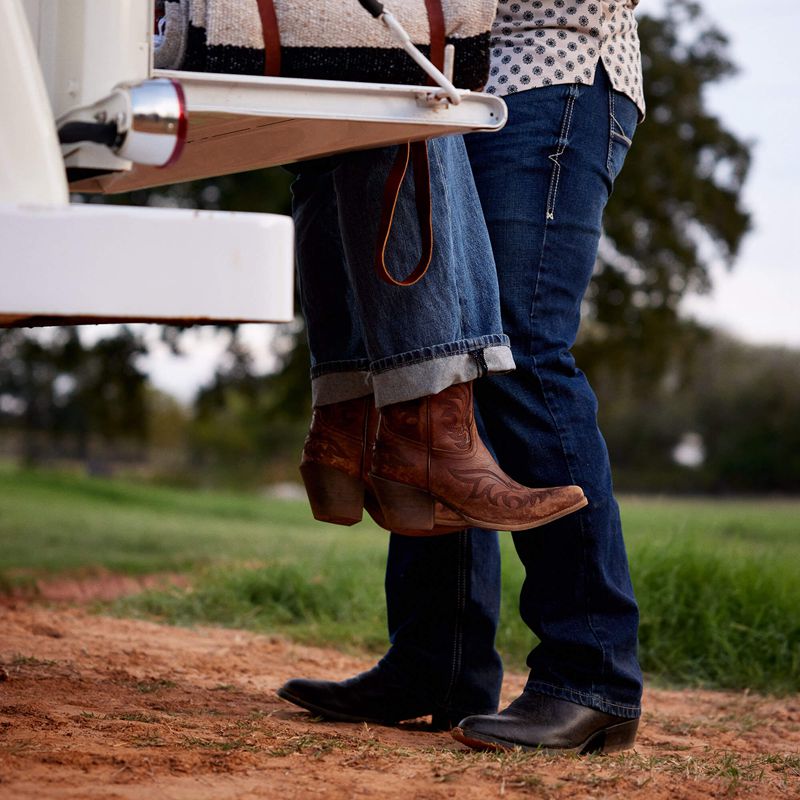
[1,0,506,328]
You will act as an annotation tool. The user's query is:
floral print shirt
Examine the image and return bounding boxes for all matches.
[485,0,645,116]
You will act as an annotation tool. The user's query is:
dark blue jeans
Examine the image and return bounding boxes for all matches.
[380,65,643,720]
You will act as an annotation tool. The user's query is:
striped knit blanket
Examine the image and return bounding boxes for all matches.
[154,0,495,90]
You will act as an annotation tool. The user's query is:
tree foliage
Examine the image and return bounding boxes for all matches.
[577,0,751,376]
[0,327,148,465]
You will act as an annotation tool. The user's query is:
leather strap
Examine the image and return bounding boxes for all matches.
[374,0,444,287]
[375,141,433,287]
[423,0,446,77]
[256,0,282,76]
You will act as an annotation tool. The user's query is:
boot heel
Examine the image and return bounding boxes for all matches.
[582,718,639,755]
[600,718,639,753]
[300,462,364,526]
[370,476,435,530]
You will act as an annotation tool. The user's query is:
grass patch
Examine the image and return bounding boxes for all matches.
[113,556,389,653]
[114,712,162,724]
[0,466,372,575]
[10,654,57,667]
[1,466,798,693]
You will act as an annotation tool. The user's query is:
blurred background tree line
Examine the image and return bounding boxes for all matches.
[1,1,797,493]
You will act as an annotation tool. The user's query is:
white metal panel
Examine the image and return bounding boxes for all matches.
[35,0,151,118]
[72,72,508,194]
[19,0,41,36]
[0,204,294,327]
[0,0,68,205]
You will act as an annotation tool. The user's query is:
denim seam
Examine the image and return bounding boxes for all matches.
[607,89,634,179]
[545,85,579,221]
[529,85,609,685]
[606,88,615,176]
[529,353,607,694]
[430,142,467,341]
[310,360,370,379]
[525,680,641,717]
[442,531,469,709]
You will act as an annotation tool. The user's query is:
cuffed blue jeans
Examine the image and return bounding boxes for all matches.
[380,66,643,721]
[292,136,514,409]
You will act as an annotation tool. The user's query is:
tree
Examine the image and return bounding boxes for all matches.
[576,0,751,380]
[690,336,800,493]
[186,323,311,485]
[0,327,149,468]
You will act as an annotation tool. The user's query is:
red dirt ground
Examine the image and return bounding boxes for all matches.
[1,601,798,799]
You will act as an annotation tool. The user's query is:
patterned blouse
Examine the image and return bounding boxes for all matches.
[484,0,645,116]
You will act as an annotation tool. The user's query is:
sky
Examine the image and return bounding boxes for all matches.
[659,1,800,348]
[131,1,800,401]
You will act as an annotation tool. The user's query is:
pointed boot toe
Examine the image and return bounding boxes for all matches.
[276,667,470,729]
[371,381,588,532]
[452,692,638,754]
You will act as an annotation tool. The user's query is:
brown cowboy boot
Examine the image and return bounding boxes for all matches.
[300,396,467,534]
[369,382,587,532]
[300,396,372,526]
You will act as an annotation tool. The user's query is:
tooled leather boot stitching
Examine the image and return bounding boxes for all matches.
[300,396,371,525]
[369,382,587,532]
[300,396,468,534]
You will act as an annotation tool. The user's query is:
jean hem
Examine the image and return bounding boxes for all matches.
[524,680,641,719]
[378,649,498,720]
[372,343,515,408]
[370,334,511,374]
[311,370,372,407]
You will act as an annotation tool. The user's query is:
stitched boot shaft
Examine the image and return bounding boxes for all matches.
[370,382,587,531]
[302,396,373,480]
[301,396,467,534]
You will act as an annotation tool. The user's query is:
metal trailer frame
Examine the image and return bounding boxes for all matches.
[2,0,506,327]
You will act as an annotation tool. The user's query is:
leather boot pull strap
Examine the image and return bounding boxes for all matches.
[375,141,433,287]
[256,0,282,76]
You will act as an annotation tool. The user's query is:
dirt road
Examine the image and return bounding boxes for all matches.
[1,602,798,799]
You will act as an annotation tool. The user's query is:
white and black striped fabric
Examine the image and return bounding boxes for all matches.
[154,0,496,90]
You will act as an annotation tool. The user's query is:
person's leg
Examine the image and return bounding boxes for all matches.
[291,163,371,408]
[280,139,531,725]
[455,66,642,750]
[378,528,503,723]
[331,135,514,407]
[293,138,515,412]
[294,136,584,533]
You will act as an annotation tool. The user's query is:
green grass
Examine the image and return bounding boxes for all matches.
[1,465,798,693]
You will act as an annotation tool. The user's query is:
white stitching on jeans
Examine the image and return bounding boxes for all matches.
[607,89,615,175]
[545,89,578,221]
[610,115,633,147]
[608,89,634,177]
